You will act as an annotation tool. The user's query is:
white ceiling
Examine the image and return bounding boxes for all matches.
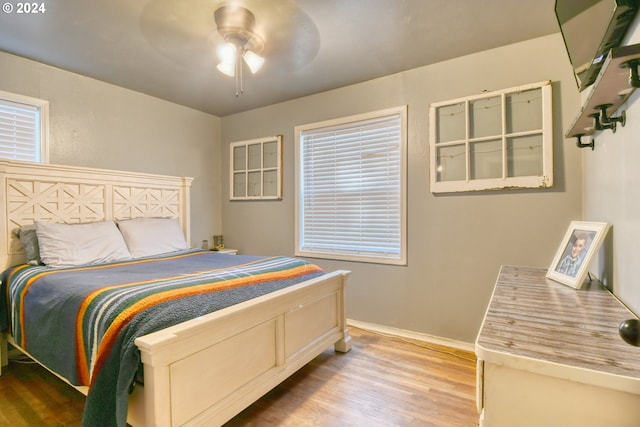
[0,0,560,117]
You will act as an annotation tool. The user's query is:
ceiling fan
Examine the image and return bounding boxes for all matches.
[213,4,265,96]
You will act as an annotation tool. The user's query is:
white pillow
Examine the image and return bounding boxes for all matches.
[35,220,132,268]
[117,217,188,258]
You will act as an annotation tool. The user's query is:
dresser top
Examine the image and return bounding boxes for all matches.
[476,265,640,391]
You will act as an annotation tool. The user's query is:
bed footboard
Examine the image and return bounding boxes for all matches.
[130,269,351,427]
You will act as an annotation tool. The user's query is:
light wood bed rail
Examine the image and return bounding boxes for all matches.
[0,160,351,426]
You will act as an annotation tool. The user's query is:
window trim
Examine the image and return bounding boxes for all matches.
[0,90,49,163]
[295,106,407,265]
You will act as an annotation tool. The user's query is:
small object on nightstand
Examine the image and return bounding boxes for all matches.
[213,235,224,250]
[201,239,209,250]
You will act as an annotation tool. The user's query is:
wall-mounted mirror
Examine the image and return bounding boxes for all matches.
[555,0,638,91]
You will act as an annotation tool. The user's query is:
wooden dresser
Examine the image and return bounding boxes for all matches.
[475,265,640,427]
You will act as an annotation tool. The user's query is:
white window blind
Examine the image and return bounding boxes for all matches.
[0,91,49,162]
[296,106,406,265]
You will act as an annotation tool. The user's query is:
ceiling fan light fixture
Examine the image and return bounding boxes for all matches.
[217,61,235,77]
[243,50,264,74]
[213,4,265,96]
[217,42,237,64]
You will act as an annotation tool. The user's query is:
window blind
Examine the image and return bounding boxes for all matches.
[0,97,42,162]
[298,109,405,264]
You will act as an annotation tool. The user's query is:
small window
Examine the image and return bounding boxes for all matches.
[0,90,49,163]
[429,81,552,193]
[295,106,407,265]
[229,136,282,200]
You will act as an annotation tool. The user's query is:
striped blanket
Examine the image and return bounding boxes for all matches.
[1,250,325,427]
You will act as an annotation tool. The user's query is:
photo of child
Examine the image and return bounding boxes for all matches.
[547,221,609,289]
[555,230,595,277]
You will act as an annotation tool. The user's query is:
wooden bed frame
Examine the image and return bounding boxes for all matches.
[0,159,351,426]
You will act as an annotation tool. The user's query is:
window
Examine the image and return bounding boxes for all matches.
[295,106,407,265]
[0,90,49,162]
[230,136,282,200]
[429,80,552,193]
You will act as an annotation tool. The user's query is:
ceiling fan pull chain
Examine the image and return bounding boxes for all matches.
[240,50,244,95]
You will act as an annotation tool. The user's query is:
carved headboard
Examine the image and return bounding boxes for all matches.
[0,160,193,270]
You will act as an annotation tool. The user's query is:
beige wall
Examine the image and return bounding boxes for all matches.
[221,33,582,343]
[583,17,640,317]
[0,51,222,246]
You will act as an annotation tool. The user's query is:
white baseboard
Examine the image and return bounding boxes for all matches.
[347,318,475,353]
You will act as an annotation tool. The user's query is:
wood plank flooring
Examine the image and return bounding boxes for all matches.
[0,327,478,427]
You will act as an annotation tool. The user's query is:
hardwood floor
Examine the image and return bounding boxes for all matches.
[0,327,478,427]
[0,355,85,426]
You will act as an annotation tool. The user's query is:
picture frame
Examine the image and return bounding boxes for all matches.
[229,135,282,200]
[546,221,610,289]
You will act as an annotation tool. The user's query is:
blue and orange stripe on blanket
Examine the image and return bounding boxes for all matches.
[73,255,324,386]
[11,250,205,347]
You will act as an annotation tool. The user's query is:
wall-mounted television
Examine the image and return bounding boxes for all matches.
[555,0,638,91]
